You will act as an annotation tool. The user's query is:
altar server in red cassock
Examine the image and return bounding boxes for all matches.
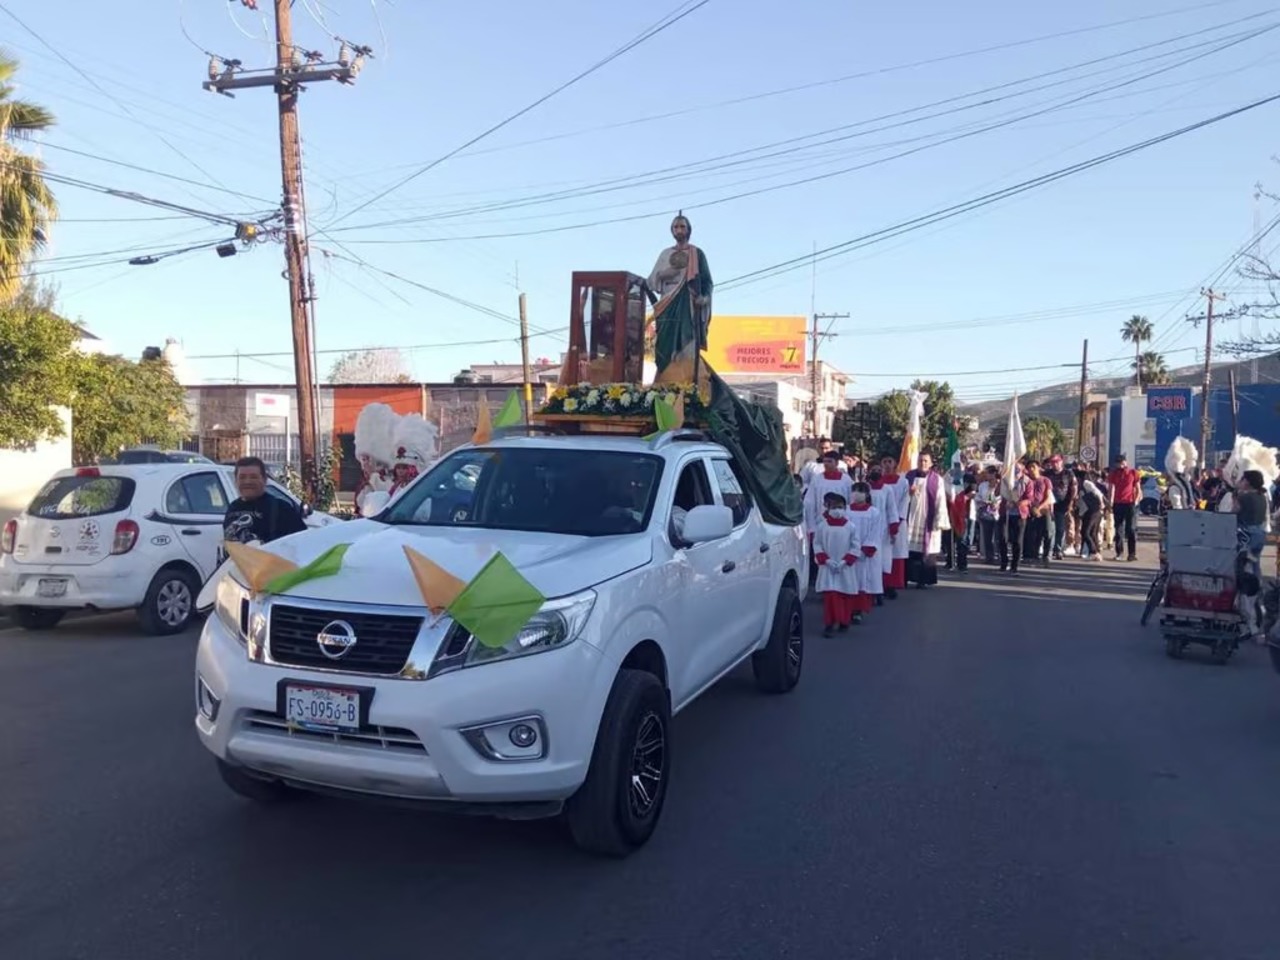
[813,491,862,636]
[864,466,897,607]
[874,456,909,597]
[804,450,854,543]
[847,481,885,615]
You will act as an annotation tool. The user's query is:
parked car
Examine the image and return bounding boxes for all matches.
[0,463,335,634]
[195,429,808,856]
[105,448,215,465]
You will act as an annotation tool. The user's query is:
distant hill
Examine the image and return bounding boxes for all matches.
[954,351,1280,431]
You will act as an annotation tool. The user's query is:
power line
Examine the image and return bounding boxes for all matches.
[347,0,1263,165]
[328,14,1274,233]
[15,237,235,279]
[324,0,714,228]
[0,161,269,227]
[186,328,572,361]
[847,347,1199,379]
[718,91,1280,291]
[314,247,553,333]
[38,142,277,207]
[0,1,232,192]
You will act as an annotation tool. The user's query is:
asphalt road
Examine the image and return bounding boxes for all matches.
[3,523,1279,960]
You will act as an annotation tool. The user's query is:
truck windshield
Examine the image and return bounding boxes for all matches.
[382,448,664,537]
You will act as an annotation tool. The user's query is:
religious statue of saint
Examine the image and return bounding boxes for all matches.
[647,212,713,374]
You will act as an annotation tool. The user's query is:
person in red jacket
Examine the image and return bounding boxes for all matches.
[946,479,974,572]
[1106,453,1140,561]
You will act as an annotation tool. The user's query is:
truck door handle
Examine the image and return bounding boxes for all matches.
[759,543,770,553]
[721,561,736,573]
[181,529,202,536]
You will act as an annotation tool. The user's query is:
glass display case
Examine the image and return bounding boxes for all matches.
[564,271,648,384]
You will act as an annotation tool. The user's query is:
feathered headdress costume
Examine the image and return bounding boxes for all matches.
[354,403,398,470]
[1163,437,1198,477]
[1223,435,1280,488]
[391,413,439,472]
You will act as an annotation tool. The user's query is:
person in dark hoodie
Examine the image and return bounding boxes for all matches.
[222,457,307,546]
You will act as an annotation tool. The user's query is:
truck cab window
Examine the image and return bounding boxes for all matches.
[710,459,753,527]
[671,460,713,543]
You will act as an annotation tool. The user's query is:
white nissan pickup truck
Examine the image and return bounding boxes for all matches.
[195,428,807,856]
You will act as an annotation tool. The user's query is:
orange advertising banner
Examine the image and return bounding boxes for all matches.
[702,315,807,374]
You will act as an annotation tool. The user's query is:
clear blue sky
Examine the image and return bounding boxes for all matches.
[8,0,1280,401]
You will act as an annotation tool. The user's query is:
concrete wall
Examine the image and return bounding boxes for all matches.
[0,409,71,523]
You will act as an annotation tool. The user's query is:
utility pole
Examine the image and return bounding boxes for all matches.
[1191,288,1227,470]
[1228,367,1239,439]
[810,312,848,439]
[1077,338,1088,457]
[201,2,370,500]
[518,292,533,423]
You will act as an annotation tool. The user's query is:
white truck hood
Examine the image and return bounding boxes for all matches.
[233,520,651,607]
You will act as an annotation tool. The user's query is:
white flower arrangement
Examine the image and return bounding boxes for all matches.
[540,382,703,418]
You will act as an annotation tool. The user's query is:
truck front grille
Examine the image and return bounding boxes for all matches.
[268,604,422,676]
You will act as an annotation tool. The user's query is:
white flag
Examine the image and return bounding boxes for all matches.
[1004,392,1027,476]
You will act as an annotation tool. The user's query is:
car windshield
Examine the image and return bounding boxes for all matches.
[28,476,136,519]
[382,447,664,537]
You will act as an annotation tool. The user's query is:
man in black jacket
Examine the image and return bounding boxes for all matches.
[1043,454,1077,560]
[223,456,307,545]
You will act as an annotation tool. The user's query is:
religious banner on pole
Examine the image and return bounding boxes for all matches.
[897,389,926,474]
[1004,393,1027,477]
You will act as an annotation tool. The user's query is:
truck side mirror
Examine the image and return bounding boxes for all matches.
[362,491,391,516]
[682,505,734,543]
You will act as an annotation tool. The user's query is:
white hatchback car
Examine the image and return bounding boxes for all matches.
[0,463,335,634]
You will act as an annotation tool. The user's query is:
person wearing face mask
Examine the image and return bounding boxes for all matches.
[813,491,862,636]
[804,450,853,550]
[847,481,885,615]
[864,466,899,606]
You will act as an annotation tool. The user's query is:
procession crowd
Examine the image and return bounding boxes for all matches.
[797,440,1193,635]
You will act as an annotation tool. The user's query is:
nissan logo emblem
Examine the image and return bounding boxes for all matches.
[316,620,358,660]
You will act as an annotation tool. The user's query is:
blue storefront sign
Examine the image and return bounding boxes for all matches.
[1146,387,1193,467]
[1146,387,1192,419]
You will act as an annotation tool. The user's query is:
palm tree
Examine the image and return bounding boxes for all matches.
[1132,350,1170,386]
[1120,314,1154,388]
[1023,416,1066,461]
[0,51,57,301]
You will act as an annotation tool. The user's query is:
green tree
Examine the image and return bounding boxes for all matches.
[1023,416,1067,461]
[1,52,57,300]
[0,284,78,447]
[1132,350,1170,385]
[1120,314,1154,387]
[869,379,958,460]
[71,354,188,463]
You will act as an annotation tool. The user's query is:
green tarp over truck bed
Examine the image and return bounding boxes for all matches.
[705,370,803,528]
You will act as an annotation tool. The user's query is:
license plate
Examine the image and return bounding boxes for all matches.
[285,684,360,732]
[37,578,68,598]
[1177,575,1221,594]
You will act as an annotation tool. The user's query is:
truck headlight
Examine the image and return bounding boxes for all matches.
[431,590,596,675]
[214,575,267,655]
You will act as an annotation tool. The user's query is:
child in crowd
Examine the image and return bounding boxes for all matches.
[813,491,862,637]
[847,481,884,618]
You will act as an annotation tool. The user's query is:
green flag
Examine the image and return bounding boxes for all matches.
[944,424,960,468]
[264,543,351,595]
[447,552,546,649]
[494,391,524,428]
